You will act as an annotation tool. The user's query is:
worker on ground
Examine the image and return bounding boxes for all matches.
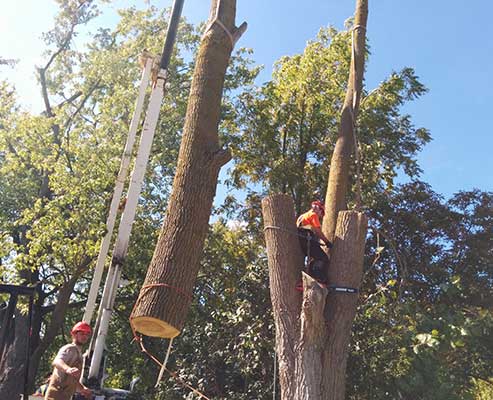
[296,200,333,284]
[44,321,93,400]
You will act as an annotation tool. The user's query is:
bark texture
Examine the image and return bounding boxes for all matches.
[322,211,367,400]
[263,197,368,400]
[130,0,246,338]
[262,194,302,399]
[324,0,368,241]
[295,273,328,400]
[263,195,349,400]
[263,2,369,399]
[0,309,28,400]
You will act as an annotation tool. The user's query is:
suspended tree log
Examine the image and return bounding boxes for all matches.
[130,0,247,338]
[322,211,367,400]
[323,0,368,242]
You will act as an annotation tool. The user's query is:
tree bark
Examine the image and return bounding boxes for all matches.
[295,273,328,400]
[323,0,368,241]
[262,201,367,400]
[320,2,369,395]
[262,194,302,399]
[263,194,345,400]
[0,277,78,399]
[263,2,369,398]
[28,278,78,387]
[322,211,368,400]
[130,0,247,338]
[0,309,29,400]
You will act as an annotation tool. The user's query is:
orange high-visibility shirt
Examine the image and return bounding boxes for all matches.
[296,209,321,230]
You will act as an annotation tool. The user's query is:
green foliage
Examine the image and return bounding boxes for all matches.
[348,184,493,399]
[222,23,491,400]
[0,1,259,395]
[1,3,491,400]
[228,26,429,213]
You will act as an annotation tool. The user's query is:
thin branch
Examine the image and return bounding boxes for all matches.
[64,80,102,133]
[55,91,83,109]
[367,225,409,296]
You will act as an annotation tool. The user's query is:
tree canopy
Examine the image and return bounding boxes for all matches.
[0,1,491,399]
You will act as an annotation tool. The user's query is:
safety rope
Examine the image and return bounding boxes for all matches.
[264,225,332,248]
[155,337,173,387]
[133,334,211,399]
[129,284,210,399]
[265,226,358,294]
[202,0,235,48]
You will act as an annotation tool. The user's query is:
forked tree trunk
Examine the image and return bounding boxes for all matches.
[262,196,367,400]
[320,2,369,396]
[130,0,247,338]
[324,0,368,241]
[263,2,369,398]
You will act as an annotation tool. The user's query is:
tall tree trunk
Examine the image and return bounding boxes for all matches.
[131,0,247,338]
[262,194,335,400]
[28,278,78,387]
[320,3,369,396]
[263,2,370,399]
[0,277,78,398]
[322,211,367,400]
[262,196,367,400]
[262,194,302,399]
[0,309,29,400]
[323,0,368,241]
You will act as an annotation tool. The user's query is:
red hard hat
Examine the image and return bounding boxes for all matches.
[311,200,325,216]
[71,321,92,335]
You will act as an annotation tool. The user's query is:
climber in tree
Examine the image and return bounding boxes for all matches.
[296,200,333,284]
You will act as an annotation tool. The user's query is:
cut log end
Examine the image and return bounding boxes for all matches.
[131,316,180,339]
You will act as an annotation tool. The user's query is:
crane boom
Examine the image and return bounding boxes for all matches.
[84,0,186,389]
[82,55,154,325]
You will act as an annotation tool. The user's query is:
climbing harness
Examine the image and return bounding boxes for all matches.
[264,225,359,294]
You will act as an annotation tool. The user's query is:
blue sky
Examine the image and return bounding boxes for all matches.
[1,0,492,199]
